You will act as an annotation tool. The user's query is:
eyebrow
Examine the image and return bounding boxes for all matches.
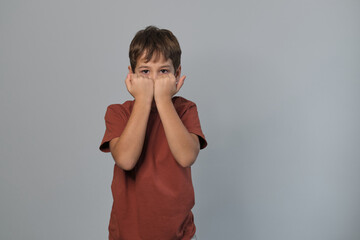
[138,66,149,69]
[159,65,172,68]
[137,65,172,69]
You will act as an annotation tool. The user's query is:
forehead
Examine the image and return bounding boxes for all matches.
[136,51,173,67]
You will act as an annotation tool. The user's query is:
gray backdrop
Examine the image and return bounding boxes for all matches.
[1,0,359,239]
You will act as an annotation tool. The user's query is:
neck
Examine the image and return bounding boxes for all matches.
[151,99,156,109]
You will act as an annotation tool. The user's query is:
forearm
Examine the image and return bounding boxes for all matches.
[156,98,200,167]
[111,100,151,170]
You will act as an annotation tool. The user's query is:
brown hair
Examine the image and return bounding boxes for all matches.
[129,26,181,73]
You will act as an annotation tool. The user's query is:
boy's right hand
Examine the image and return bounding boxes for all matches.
[125,72,154,104]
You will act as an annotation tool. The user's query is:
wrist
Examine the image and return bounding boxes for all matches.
[134,93,153,104]
[133,97,153,109]
[154,94,172,104]
[154,96,173,109]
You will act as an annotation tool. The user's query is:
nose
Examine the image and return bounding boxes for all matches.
[150,72,157,80]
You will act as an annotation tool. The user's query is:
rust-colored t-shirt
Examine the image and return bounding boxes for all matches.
[99,96,207,240]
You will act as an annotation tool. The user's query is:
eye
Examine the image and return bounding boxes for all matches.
[141,70,149,74]
[160,69,169,74]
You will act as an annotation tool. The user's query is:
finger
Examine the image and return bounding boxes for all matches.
[166,73,176,84]
[130,73,140,85]
[169,73,176,82]
[133,73,138,80]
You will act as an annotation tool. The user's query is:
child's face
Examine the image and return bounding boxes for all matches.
[129,52,180,80]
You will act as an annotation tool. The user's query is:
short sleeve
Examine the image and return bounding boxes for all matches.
[181,103,208,149]
[99,104,128,153]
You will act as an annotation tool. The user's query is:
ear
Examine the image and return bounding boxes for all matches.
[175,65,182,80]
[175,75,186,93]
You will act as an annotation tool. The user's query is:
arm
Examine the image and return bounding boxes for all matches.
[156,99,200,167]
[154,74,200,167]
[109,73,153,171]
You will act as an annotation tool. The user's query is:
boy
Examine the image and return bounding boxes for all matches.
[99,26,207,240]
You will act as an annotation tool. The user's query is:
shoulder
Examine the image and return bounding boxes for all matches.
[105,100,134,118]
[172,96,198,117]
[172,96,197,109]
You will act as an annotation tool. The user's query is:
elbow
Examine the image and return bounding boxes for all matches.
[115,158,136,171]
[112,154,137,171]
[178,160,195,168]
[177,152,199,168]
[176,135,201,168]
[109,138,138,171]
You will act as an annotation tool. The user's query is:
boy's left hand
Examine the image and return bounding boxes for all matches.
[153,73,186,102]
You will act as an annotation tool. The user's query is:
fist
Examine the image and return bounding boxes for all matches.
[125,72,154,103]
[154,73,186,101]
